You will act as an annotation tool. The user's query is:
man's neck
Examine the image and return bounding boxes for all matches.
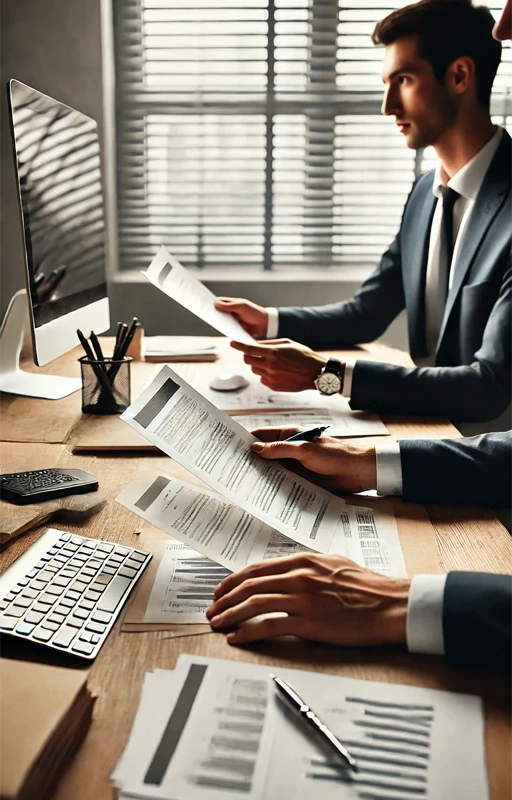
[434,115,497,179]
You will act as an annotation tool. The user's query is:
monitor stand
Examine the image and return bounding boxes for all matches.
[0,290,81,399]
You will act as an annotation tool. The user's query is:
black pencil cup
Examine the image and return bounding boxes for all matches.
[79,357,132,414]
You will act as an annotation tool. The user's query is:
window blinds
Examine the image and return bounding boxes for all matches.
[114,0,511,271]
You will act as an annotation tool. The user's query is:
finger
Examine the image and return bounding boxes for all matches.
[250,440,313,461]
[243,354,267,367]
[230,340,276,357]
[250,427,301,442]
[263,339,292,345]
[213,554,314,598]
[210,594,300,629]
[227,615,300,645]
[207,572,305,619]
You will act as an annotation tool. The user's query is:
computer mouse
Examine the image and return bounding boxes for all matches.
[209,373,250,392]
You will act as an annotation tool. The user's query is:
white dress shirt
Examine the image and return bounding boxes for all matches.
[407,574,447,656]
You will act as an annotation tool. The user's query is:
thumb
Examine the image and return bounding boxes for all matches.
[250,441,305,461]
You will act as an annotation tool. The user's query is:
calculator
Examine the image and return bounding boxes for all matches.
[0,468,98,505]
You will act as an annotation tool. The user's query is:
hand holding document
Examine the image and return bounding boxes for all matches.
[120,365,349,554]
[143,246,255,344]
[112,655,489,800]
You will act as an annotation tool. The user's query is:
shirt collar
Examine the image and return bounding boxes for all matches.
[432,126,503,201]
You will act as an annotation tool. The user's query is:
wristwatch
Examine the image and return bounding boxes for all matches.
[314,358,345,396]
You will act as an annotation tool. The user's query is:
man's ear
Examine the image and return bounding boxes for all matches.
[446,56,475,97]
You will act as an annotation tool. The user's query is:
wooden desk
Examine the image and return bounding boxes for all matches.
[1,340,511,799]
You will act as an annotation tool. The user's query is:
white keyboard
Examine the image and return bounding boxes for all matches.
[0,529,151,660]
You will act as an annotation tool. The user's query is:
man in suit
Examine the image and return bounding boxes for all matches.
[205,0,512,676]
[215,0,511,424]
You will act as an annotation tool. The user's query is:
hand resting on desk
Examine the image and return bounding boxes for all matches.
[207,553,409,647]
[251,427,377,494]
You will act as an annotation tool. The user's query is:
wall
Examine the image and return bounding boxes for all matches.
[0,0,104,321]
[0,0,408,352]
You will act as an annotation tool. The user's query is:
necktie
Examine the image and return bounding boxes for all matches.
[438,186,460,306]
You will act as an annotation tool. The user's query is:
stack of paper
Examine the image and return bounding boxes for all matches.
[112,655,489,800]
[144,336,218,363]
[0,659,95,800]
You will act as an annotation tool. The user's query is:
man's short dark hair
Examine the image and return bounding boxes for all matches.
[372,0,501,109]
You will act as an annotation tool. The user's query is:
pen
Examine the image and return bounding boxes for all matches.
[113,321,128,360]
[76,329,113,394]
[108,317,139,381]
[283,425,330,443]
[270,675,358,773]
[90,331,105,364]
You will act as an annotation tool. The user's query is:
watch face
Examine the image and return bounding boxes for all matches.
[317,372,341,395]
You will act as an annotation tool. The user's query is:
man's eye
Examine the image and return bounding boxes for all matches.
[398,76,408,85]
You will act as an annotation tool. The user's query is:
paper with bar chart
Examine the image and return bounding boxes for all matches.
[113,655,488,800]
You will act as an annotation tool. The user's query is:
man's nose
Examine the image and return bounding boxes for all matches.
[381,86,400,117]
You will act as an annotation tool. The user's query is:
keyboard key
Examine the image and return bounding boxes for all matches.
[126,558,143,571]
[69,559,83,569]
[131,552,147,563]
[90,583,106,594]
[97,543,113,553]
[103,565,117,575]
[109,554,124,564]
[48,613,64,624]
[115,547,130,557]
[86,621,106,634]
[95,573,112,585]
[53,626,78,648]
[79,600,95,611]
[12,597,32,609]
[90,633,101,644]
[4,592,16,602]
[37,570,55,582]
[79,632,93,643]
[72,641,94,656]
[74,553,89,563]
[81,568,96,578]
[45,564,59,573]
[16,622,36,636]
[119,567,137,579]
[97,576,131,613]
[5,607,25,617]
[25,610,44,624]
[33,602,50,614]
[0,616,17,630]
[33,627,53,642]
[39,594,57,606]
[31,580,47,592]
[67,616,84,629]
[53,605,69,617]
[53,576,72,588]
[0,601,8,611]
[61,569,78,578]
[26,569,38,579]
[46,585,64,597]
[16,578,29,587]
[92,610,112,625]
[54,555,68,564]
[22,588,39,600]
[66,590,81,601]
[85,590,101,602]
[74,609,90,620]
[9,585,22,594]
[70,582,88,594]
[60,597,75,608]
[71,536,84,545]
[41,620,60,632]
[94,552,108,560]
[88,560,103,571]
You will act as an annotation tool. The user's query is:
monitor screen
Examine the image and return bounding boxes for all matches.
[8,80,107,329]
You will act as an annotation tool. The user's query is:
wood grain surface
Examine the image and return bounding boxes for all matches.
[0,339,510,800]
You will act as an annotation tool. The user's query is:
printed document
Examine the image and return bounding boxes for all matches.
[232,408,387,438]
[113,655,488,800]
[143,246,255,344]
[117,471,406,577]
[144,542,230,624]
[121,365,349,554]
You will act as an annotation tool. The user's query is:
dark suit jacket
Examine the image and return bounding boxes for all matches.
[277,131,511,422]
[443,572,511,672]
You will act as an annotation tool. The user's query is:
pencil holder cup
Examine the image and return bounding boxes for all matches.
[79,357,132,414]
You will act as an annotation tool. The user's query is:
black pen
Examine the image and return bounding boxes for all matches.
[113,321,128,360]
[283,425,330,443]
[108,317,139,381]
[271,675,358,773]
[76,329,112,394]
[90,331,105,364]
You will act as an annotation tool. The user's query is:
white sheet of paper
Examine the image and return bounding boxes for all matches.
[144,336,217,358]
[113,655,489,800]
[232,408,387,438]
[120,365,348,554]
[144,542,231,623]
[117,471,406,577]
[143,247,255,344]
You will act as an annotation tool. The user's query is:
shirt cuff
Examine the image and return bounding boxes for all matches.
[265,308,279,339]
[406,574,447,656]
[341,359,355,397]
[375,442,403,496]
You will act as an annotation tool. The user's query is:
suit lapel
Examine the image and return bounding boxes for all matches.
[436,133,511,352]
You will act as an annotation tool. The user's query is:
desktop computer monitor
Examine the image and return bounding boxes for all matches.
[0,79,110,398]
